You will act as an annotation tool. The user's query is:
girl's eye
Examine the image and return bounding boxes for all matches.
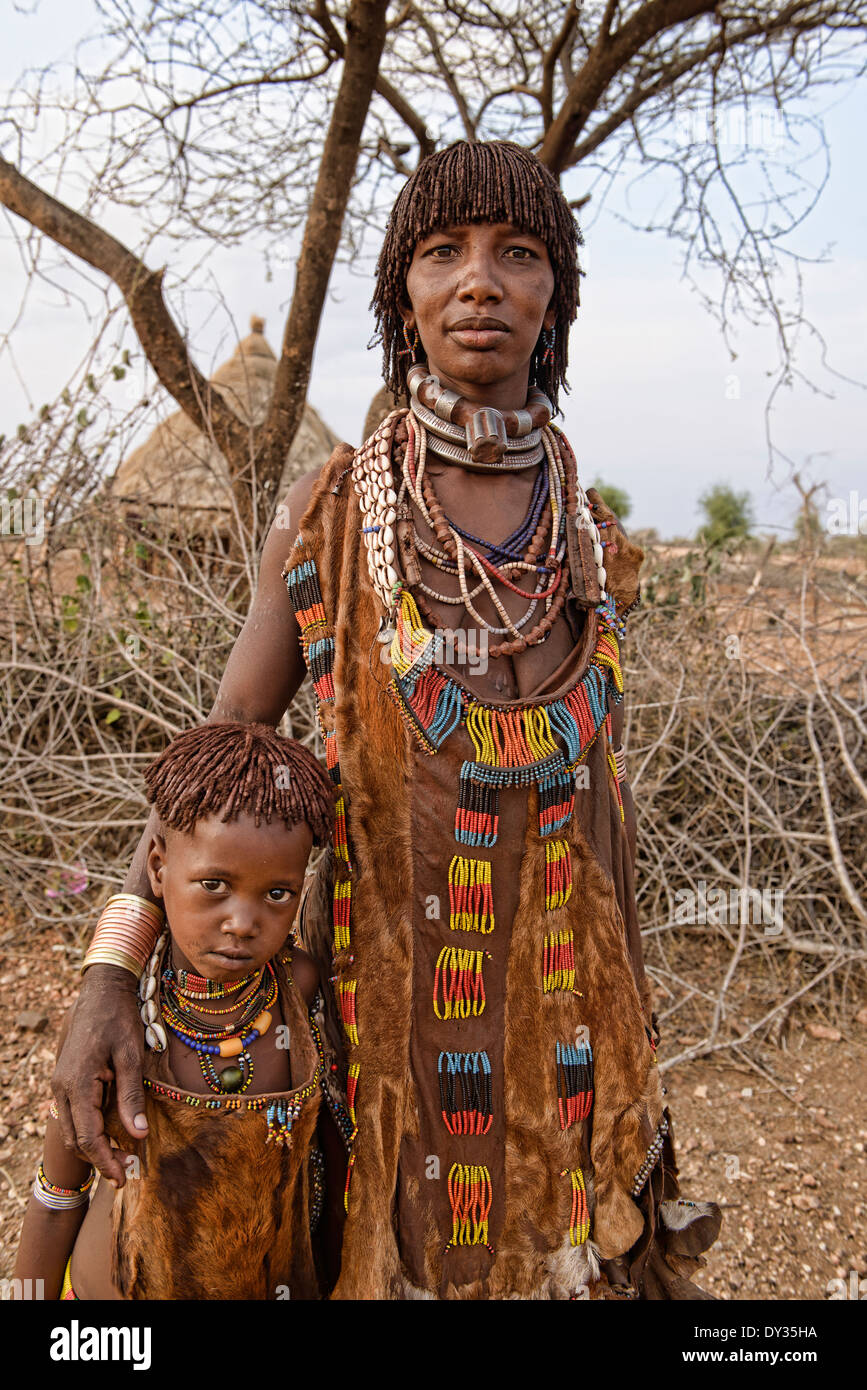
[506,246,535,260]
[427,244,458,259]
[267,888,294,903]
[200,880,226,893]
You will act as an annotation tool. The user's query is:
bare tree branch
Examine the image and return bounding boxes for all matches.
[0,155,249,472]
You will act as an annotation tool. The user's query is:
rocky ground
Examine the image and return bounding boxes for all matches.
[1,922,865,1301]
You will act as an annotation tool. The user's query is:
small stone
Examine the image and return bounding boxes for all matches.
[802,1173,818,1187]
[855,1007,867,1028]
[16,1010,49,1032]
[693,1084,708,1100]
[806,1022,842,1042]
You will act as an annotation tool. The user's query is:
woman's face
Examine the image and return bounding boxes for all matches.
[403,221,556,410]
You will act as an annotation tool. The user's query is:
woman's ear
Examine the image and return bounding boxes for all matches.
[146,833,168,901]
[543,303,557,331]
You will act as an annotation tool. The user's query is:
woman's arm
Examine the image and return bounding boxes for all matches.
[51,468,324,1184]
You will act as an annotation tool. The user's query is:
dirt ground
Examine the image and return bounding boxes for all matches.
[1,922,865,1300]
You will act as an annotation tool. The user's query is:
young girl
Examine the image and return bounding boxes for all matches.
[14,722,347,1299]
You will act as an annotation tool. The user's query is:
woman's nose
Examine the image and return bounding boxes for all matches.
[456,250,503,303]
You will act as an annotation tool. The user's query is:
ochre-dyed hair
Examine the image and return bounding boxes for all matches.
[371,139,583,410]
[144,722,334,846]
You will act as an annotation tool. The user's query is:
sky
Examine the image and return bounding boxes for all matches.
[1,1,865,539]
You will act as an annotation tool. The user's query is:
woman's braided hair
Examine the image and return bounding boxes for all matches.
[371,139,583,411]
[144,722,334,846]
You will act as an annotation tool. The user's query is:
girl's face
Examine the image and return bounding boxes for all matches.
[403,221,556,410]
[146,812,312,982]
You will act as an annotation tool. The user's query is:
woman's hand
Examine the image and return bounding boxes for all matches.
[51,965,147,1187]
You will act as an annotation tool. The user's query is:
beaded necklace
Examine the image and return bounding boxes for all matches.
[401,415,568,649]
[402,414,578,653]
[350,407,610,658]
[443,451,551,563]
[161,962,278,1095]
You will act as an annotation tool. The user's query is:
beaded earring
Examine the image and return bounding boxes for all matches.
[398,319,421,361]
[541,324,556,366]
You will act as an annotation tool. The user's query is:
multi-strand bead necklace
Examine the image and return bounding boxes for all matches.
[400,412,574,656]
[158,958,277,1095]
[352,396,609,657]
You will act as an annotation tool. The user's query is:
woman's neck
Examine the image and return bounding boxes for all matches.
[421,362,532,413]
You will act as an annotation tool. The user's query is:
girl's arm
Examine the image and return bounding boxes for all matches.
[14,1015,96,1299]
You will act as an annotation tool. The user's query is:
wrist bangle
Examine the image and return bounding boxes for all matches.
[33,1163,95,1212]
[81,894,164,978]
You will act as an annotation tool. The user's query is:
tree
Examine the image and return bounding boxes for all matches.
[2,0,865,543]
[697,482,753,546]
[591,478,631,521]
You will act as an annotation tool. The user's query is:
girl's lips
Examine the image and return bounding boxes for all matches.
[448,327,509,349]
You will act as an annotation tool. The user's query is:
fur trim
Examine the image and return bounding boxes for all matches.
[397,1270,437,1300]
[660,1198,716,1232]
[544,1235,602,1296]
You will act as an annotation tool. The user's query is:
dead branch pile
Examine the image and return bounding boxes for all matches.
[627,540,867,1067]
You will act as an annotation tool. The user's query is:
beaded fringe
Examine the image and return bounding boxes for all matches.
[562,1166,591,1245]
[556,1040,594,1130]
[433,947,489,1019]
[338,980,359,1046]
[545,839,573,910]
[346,1062,360,1128]
[605,712,625,824]
[448,855,494,933]
[265,1096,303,1146]
[438,1051,493,1135]
[542,929,579,994]
[444,1164,494,1253]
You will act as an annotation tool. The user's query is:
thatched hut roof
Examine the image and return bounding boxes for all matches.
[111,316,340,517]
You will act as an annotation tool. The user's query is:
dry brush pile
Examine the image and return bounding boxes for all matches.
[1,493,865,1065]
[626,539,867,1069]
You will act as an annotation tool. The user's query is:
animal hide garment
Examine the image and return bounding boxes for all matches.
[106,952,322,1300]
[286,421,721,1299]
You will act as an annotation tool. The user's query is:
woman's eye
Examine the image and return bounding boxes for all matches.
[200,879,226,893]
[267,888,294,903]
[427,244,458,259]
[506,246,535,260]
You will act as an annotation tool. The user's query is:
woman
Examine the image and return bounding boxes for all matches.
[54,140,720,1299]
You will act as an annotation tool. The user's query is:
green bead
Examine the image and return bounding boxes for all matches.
[219,1064,244,1092]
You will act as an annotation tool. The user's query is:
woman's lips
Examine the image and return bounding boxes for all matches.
[209,948,254,963]
[448,326,509,349]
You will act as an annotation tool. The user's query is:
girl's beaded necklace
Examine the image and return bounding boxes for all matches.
[161,960,278,1095]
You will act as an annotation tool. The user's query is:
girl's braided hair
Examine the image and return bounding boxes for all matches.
[371,139,583,411]
[144,722,334,846]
